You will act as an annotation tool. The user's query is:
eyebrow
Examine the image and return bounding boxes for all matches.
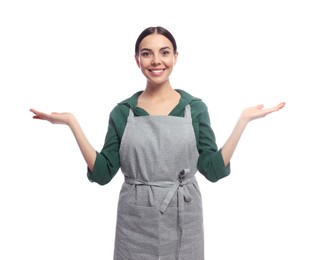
[140,47,171,52]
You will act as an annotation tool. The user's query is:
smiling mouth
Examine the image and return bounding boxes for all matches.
[149,69,165,73]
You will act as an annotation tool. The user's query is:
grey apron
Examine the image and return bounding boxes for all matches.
[114,105,204,260]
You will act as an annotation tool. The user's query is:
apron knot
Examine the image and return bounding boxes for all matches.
[124,170,196,259]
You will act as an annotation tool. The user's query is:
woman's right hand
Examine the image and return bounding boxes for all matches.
[30,108,75,125]
[30,108,96,170]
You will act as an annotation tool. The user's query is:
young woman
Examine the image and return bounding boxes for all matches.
[30,26,285,260]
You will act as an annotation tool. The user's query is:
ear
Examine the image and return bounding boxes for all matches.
[135,54,141,68]
[173,51,179,66]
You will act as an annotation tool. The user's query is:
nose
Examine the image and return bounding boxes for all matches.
[151,54,161,66]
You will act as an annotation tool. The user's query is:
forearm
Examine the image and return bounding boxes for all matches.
[221,101,285,166]
[221,116,248,167]
[68,117,96,171]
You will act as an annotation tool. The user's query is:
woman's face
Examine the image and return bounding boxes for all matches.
[135,33,178,86]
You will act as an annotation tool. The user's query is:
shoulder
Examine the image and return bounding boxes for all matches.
[118,91,142,107]
[110,91,142,119]
[176,89,209,116]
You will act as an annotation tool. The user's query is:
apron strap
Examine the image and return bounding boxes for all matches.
[127,108,135,121]
[184,105,192,121]
[124,169,194,213]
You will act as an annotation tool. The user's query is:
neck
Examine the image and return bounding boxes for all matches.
[144,81,175,98]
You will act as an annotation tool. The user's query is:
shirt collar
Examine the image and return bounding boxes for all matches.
[118,89,201,116]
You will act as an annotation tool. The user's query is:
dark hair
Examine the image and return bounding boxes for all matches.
[135,26,177,56]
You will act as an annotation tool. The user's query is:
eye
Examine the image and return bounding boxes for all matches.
[141,51,151,57]
[161,50,171,56]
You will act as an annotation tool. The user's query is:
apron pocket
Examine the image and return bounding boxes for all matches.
[117,202,161,258]
[115,184,161,258]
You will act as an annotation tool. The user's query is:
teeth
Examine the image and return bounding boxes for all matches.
[151,70,163,73]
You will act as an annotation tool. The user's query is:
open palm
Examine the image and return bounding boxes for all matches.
[30,108,74,125]
[242,102,286,122]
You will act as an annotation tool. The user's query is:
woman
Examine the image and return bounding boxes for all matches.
[30,26,285,260]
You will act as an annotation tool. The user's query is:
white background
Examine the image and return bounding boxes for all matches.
[1,0,309,259]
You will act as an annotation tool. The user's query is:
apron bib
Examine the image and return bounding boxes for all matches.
[114,105,204,260]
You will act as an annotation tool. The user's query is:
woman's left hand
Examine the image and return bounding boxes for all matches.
[241,102,286,123]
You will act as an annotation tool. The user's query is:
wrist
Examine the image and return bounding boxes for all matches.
[238,114,249,128]
[67,113,78,128]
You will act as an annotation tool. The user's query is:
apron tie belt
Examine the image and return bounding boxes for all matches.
[124,169,195,259]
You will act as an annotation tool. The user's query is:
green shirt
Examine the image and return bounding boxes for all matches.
[87,89,230,185]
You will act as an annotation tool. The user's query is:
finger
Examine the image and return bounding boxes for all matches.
[277,102,286,110]
[263,104,285,115]
[30,108,39,114]
[30,109,49,120]
[269,102,286,112]
[256,104,264,109]
[30,108,46,118]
